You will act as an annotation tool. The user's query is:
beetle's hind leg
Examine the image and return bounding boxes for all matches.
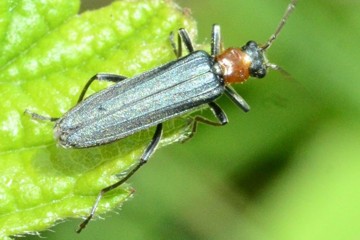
[25,74,128,122]
[77,73,127,103]
[169,31,182,58]
[183,102,228,142]
[169,28,194,58]
[76,123,163,233]
[24,109,59,122]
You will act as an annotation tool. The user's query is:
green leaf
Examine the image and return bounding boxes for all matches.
[0,0,195,237]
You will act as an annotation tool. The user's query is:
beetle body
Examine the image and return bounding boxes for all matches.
[56,51,224,148]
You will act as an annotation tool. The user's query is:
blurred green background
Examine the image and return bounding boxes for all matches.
[25,0,360,239]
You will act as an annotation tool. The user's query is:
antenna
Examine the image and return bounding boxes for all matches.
[262,0,298,51]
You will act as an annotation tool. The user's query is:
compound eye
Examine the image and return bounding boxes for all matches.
[242,41,258,52]
[246,41,258,49]
[255,68,266,78]
[250,66,266,78]
[249,60,267,78]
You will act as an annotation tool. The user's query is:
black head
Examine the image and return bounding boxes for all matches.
[241,41,267,78]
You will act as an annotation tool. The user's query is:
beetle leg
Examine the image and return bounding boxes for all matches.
[24,74,128,122]
[183,102,228,142]
[178,28,194,54]
[211,24,222,57]
[77,73,127,103]
[169,28,194,58]
[76,123,163,233]
[169,31,182,58]
[224,85,251,112]
[24,109,59,122]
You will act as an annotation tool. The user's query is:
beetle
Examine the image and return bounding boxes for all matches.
[26,0,298,232]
